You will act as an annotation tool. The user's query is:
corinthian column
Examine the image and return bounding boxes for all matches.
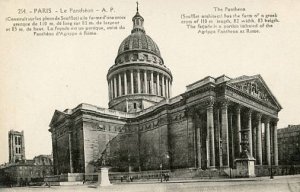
[221,101,229,167]
[150,71,154,94]
[256,113,263,165]
[236,105,242,154]
[265,118,271,166]
[124,72,128,95]
[118,73,122,96]
[207,98,215,168]
[169,81,172,98]
[162,75,165,97]
[156,73,160,96]
[167,79,170,98]
[131,70,134,94]
[114,76,117,97]
[68,131,73,173]
[108,81,111,100]
[144,70,147,94]
[137,69,141,93]
[247,110,253,157]
[273,119,279,166]
[196,113,201,169]
[110,79,114,99]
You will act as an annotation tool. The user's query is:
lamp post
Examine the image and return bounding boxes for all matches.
[160,163,163,182]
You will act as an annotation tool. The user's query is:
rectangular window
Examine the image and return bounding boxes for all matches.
[16,147,18,154]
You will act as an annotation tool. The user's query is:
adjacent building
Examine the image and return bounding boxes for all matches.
[0,156,53,186]
[278,125,300,165]
[0,131,53,186]
[49,9,282,175]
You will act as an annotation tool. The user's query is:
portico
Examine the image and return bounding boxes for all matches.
[186,75,282,169]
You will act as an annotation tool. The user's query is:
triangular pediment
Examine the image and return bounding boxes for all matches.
[49,110,68,127]
[227,75,282,110]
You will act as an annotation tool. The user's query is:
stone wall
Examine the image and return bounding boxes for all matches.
[82,119,122,173]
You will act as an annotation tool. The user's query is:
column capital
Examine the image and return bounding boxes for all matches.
[246,109,253,118]
[272,118,279,125]
[205,96,215,108]
[186,106,196,117]
[256,113,263,120]
[263,116,271,124]
[235,104,242,113]
[220,98,230,109]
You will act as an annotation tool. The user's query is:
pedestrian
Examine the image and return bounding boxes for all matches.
[120,176,123,182]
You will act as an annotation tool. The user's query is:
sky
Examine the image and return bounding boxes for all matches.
[0,0,300,164]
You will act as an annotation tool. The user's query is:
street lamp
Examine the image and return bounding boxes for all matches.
[160,163,163,182]
[160,154,170,182]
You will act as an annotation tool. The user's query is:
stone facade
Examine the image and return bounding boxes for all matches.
[49,9,282,174]
[278,125,300,165]
[0,155,53,186]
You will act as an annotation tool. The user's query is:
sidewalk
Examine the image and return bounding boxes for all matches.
[115,174,300,185]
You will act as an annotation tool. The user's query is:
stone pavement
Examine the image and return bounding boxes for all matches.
[0,175,299,192]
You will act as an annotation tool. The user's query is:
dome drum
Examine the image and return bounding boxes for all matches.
[107,69,172,102]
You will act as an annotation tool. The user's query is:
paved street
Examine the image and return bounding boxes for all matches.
[0,175,299,192]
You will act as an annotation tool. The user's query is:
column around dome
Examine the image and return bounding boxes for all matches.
[110,79,113,99]
[137,69,141,93]
[118,73,122,96]
[144,70,148,94]
[113,76,117,98]
[130,70,134,94]
[150,71,154,94]
[162,75,165,97]
[108,81,110,100]
[170,81,172,98]
[166,78,170,98]
[124,71,128,95]
[156,73,160,96]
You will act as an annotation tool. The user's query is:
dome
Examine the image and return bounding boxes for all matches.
[107,8,173,113]
[117,32,161,57]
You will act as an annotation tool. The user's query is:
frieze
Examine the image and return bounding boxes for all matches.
[226,89,278,117]
[227,86,278,111]
[231,80,269,102]
[170,110,186,123]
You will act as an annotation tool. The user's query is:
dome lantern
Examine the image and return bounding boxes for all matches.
[131,2,145,34]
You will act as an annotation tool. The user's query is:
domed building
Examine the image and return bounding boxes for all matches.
[107,10,172,113]
[49,7,282,179]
